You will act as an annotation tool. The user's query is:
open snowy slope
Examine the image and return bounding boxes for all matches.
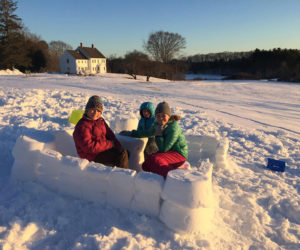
[0,73,299,249]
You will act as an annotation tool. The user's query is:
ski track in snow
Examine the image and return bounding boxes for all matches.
[0,74,299,249]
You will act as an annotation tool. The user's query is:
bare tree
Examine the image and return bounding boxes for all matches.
[144,31,186,63]
[49,40,73,57]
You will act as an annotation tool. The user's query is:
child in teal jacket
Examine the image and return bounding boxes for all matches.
[120,102,158,159]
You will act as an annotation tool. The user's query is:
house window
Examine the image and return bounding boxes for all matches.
[102,59,105,63]
[67,59,69,63]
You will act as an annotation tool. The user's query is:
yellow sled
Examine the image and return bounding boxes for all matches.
[68,109,84,125]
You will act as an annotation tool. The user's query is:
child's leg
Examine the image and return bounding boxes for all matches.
[142,150,186,179]
[94,147,129,169]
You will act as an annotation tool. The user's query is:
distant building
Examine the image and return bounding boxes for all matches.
[59,43,106,75]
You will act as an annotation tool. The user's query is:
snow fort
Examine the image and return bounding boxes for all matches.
[11,117,229,234]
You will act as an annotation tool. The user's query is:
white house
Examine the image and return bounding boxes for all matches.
[59,43,106,75]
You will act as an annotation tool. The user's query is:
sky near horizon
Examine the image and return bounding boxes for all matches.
[16,0,300,58]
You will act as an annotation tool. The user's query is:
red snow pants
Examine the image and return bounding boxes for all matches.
[142,150,186,179]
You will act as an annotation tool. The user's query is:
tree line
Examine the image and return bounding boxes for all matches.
[107,50,188,81]
[187,49,300,82]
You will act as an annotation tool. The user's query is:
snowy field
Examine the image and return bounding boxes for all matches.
[0,72,299,249]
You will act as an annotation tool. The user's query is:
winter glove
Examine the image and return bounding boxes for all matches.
[119,130,132,136]
[154,124,168,136]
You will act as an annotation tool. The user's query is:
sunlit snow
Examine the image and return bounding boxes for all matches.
[0,73,299,249]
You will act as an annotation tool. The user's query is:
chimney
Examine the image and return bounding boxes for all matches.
[80,42,83,48]
[91,44,94,49]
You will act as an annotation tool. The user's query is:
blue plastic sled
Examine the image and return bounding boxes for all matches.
[267,158,286,172]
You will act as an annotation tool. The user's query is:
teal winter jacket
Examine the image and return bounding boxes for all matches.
[131,102,155,138]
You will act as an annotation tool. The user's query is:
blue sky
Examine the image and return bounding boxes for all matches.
[16,0,300,58]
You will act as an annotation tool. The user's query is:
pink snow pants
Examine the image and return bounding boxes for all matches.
[142,150,186,179]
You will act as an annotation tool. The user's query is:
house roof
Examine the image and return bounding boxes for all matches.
[79,47,106,59]
[66,50,86,60]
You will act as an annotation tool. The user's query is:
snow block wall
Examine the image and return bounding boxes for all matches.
[11,119,228,233]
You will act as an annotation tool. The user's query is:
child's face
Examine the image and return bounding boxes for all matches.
[156,113,170,125]
[87,109,102,120]
[142,109,151,118]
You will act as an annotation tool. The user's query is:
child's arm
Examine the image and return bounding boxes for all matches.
[104,120,122,148]
[131,118,155,138]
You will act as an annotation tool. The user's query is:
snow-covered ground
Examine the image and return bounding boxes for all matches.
[0,73,299,249]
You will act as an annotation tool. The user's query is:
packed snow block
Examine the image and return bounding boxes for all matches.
[36,149,63,190]
[107,167,136,209]
[215,138,229,169]
[159,199,214,234]
[186,135,229,168]
[131,172,164,216]
[186,135,219,163]
[52,129,77,157]
[55,155,89,198]
[81,162,112,204]
[162,161,213,209]
[37,150,89,198]
[115,134,147,172]
[11,135,45,181]
[111,117,138,133]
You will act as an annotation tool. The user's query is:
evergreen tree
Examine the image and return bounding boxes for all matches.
[0,0,28,69]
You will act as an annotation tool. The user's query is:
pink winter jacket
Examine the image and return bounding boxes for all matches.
[73,115,121,161]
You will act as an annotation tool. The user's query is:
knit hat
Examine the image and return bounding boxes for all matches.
[155,102,171,116]
[85,95,103,112]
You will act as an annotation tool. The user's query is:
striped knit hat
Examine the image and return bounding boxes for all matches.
[85,95,103,112]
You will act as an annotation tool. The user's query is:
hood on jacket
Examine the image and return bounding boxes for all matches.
[139,102,155,118]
